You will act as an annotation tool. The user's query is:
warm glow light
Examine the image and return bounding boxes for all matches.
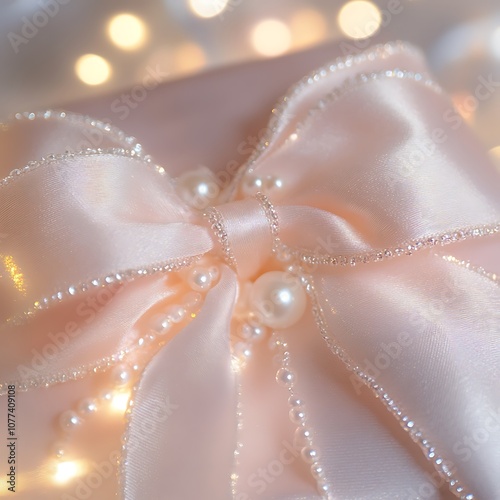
[74,54,111,86]
[107,13,147,50]
[251,19,292,57]
[337,1,382,40]
[451,92,476,124]
[489,146,500,171]
[173,42,206,74]
[111,391,130,413]
[1,255,26,295]
[53,461,84,484]
[188,0,229,18]
[290,8,328,48]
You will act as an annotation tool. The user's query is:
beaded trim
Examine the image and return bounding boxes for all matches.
[0,147,166,188]
[255,192,280,254]
[226,41,424,200]
[301,272,474,499]
[203,206,238,270]
[5,255,202,327]
[4,110,149,160]
[440,254,499,285]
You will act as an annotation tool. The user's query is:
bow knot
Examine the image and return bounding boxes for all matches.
[204,194,278,279]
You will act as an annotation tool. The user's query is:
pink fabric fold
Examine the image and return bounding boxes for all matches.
[122,267,238,500]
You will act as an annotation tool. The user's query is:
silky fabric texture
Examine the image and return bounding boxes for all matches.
[0,42,499,499]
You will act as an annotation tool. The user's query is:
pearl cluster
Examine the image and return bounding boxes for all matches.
[302,272,474,499]
[270,333,331,499]
[241,174,283,197]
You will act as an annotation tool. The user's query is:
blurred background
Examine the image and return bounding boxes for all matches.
[0,0,499,167]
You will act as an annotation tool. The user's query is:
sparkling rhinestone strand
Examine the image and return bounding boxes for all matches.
[230,371,243,499]
[226,41,424,199]
[270,332,332,499]
[440,254,499,284]
[203,206,238,271]
[255,192,281,254]
[0,147,167,189]
[301,273,474,500]
[4,110,149,160]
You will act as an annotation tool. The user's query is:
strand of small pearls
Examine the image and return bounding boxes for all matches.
[52,263,219,481]
[226,41,422,200]
[301,272,474,500]
[4,254,202,329]
[270,333,331,499]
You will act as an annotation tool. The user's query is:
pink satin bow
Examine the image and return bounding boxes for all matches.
[1,41,499,499]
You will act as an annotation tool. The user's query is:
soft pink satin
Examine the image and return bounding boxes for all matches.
[0,43,499,499]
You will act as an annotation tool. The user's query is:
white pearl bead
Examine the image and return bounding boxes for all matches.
[187,266,214,292]
[265,175,283,191]
[301,446,320,463]
[289,407,307,425]
[177,170,220,209]
[233,342,252,361]
[250,271,307,329]
[317,480,330,494]
[311,463,325,480]
[238,322,267,342]
[165,305,186,323]
[99,390,113,403]
[288,396,303,407]
[59,410,81,431]
[150,314,172,336]
[294,427,313,449]
[112,365,132,387]
[242,175,264,195]
[77,398,98,415]
[52,442,66,459]
[276,368,295,386]
[182,291,203,310]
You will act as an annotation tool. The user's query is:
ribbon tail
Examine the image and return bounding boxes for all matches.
[121,266,238,500]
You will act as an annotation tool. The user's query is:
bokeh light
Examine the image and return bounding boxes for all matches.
[107,13,147,50]
[337,0,382,40]
[489,146,500,170]
[491,26,500,59]
[53,460,85,484]
[110,391,131,413]
[290,8,328,48]
[74,54,111,86]
[251,19,292,57]
[451,91,476,124]
[188,0,229,18]
[173,42,207,74]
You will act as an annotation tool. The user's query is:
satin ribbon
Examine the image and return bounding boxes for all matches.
[0,42,499,499]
